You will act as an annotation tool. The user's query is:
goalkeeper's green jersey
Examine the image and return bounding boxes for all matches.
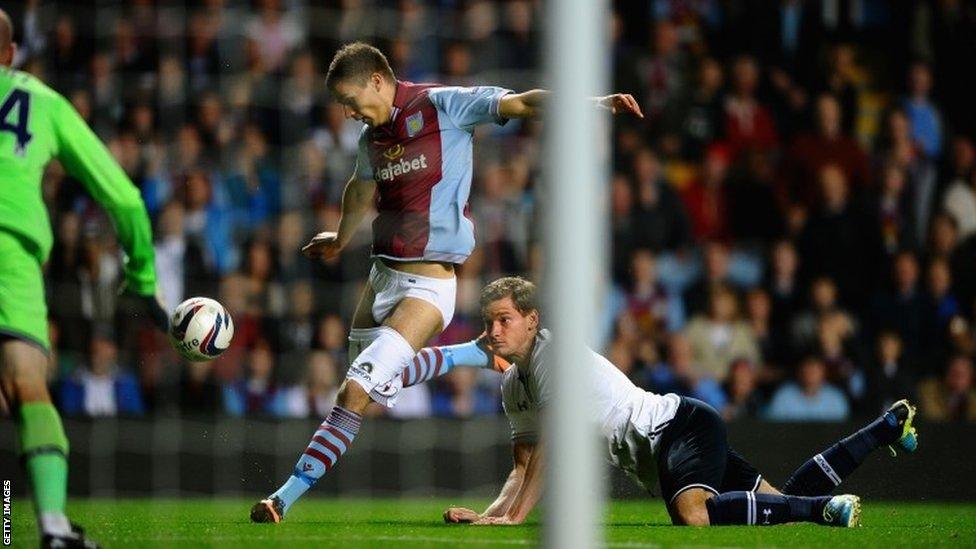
[0,66,155,295]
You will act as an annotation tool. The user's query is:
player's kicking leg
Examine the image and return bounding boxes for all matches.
[252,267,452,522]
[781,399,918,496]
[1,339,99,548]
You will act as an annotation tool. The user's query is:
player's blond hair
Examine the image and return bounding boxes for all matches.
[480,277,539,316]
[325,42,395,90]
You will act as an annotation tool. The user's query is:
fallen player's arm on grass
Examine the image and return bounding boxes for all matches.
[482,442,534,518]
[474,441,543,525]
[443,441,533,524]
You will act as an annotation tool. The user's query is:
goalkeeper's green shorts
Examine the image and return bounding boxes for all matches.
[0,229,49,351]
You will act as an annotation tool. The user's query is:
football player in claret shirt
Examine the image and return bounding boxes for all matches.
[0,9,166,548]
[250,42,643,523]
[437,277,919,528]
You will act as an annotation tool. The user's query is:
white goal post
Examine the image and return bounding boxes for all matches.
[543,0,609,547]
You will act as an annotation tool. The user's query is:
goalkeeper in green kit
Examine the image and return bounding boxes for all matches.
[0,9,166,549]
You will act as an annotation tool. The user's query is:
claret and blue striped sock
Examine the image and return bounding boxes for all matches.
[271,405,362,514]
[401,340,491,388]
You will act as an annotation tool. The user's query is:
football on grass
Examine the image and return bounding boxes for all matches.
[169,297,234,361]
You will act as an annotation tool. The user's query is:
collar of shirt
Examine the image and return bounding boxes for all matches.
[388,80,415,125]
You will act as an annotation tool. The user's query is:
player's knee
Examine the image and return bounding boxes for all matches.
[672,506,710,527]
[0,353,49,402]
[670,489,713,526]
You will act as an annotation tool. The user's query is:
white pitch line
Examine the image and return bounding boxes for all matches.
[93,533,661,548]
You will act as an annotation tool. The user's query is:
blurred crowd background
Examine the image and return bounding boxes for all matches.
[4,0,976,424]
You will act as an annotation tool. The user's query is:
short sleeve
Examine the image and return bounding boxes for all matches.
[531,357,553,406]
[502,398,538,444]
[428,86,513,132]
[501,373,538,444]
[353,126,373,180]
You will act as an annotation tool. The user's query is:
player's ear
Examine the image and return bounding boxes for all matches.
[527,309,539,331]
[0,42,15,66]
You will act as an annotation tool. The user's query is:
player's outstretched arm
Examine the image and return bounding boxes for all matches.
[444,442,535,525]
[52,94,168,331]
[302,176,376,260]
[498,90,643,119]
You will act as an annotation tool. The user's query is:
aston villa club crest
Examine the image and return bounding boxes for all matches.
[406,111,424,137]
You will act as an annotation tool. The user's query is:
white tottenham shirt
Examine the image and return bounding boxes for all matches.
[500,329,681,493]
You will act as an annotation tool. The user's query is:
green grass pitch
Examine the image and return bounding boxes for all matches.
[10,498,976,547]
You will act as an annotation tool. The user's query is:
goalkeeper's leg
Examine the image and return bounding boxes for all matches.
[2,339,98,547]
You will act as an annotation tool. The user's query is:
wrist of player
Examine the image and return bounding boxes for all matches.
[505,508,526,524]
[592,96,612,112]
[121,270,157,298]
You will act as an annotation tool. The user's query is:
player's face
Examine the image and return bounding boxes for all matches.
[332,75,391,127]
[483,297,538,364]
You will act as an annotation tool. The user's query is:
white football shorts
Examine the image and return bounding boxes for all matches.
[368,259,457,328]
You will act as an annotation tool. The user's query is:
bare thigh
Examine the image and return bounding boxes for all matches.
[382,297,445,350]
[351,283,379,330]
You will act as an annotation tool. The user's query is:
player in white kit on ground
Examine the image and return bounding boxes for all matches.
[440,277,919,528]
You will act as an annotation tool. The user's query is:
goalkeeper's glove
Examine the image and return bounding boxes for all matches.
[118,282,170,334]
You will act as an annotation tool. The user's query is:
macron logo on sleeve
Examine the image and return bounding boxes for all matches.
[376,154,429,182]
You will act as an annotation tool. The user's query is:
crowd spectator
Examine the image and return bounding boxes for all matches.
[766,356,850,422]
[871,252,930,362]
[723,56,778,158]
[918,355,976,422]
[630,147,691,252]
[223,338,279,417]
[684,285,760,382]
[722,358,761,421]
[941,138,976,239]
[661,56,724,160]
[779,94,871,210]
[644,334,726,412]
[279,351,339,419]
[797,165,873,308]
[680,143,732,242]
[866,331,916,415]
[59,330,145,417]
[902,61,943,160]
[620,249,672,342]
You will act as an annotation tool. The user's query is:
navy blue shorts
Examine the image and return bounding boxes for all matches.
[656,397,762,504]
